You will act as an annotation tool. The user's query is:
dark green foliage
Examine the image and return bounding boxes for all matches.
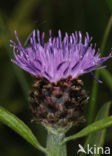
[0,0,112,156]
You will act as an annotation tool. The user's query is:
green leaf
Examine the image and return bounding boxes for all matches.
[0,106,47,154]
[0,16,30,100]
[100,69,112,92]
[106,0,112,12]
[62,115,112,144]
[11,0,40,24]
[88,15,112,124]
[81,101,111,156]
[88,71,99,124]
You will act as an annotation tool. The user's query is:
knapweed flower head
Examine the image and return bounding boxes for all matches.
[10,30,111,128]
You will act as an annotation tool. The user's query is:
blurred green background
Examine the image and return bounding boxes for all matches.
[0,0,112,156]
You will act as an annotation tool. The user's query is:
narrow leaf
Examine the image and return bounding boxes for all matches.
[100,69,112,92]
[62,115,112,144]
[0,16,30,99]
[81,101,111,156]
[0,106,47,154]
[106,0,112,12]
[88,72,99,124]
[88,15,112,124]
[11,0,40,24]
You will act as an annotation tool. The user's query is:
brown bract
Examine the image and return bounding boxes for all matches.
[29,76,87,128]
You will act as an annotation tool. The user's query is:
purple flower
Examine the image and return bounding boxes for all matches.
[10,30,111,82]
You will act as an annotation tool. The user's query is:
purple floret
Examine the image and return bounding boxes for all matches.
[10,30,112,82]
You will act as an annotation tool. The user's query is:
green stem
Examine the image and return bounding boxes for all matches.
[88,15,112,124]
[46,132,67,156]
[100,15,112,56]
